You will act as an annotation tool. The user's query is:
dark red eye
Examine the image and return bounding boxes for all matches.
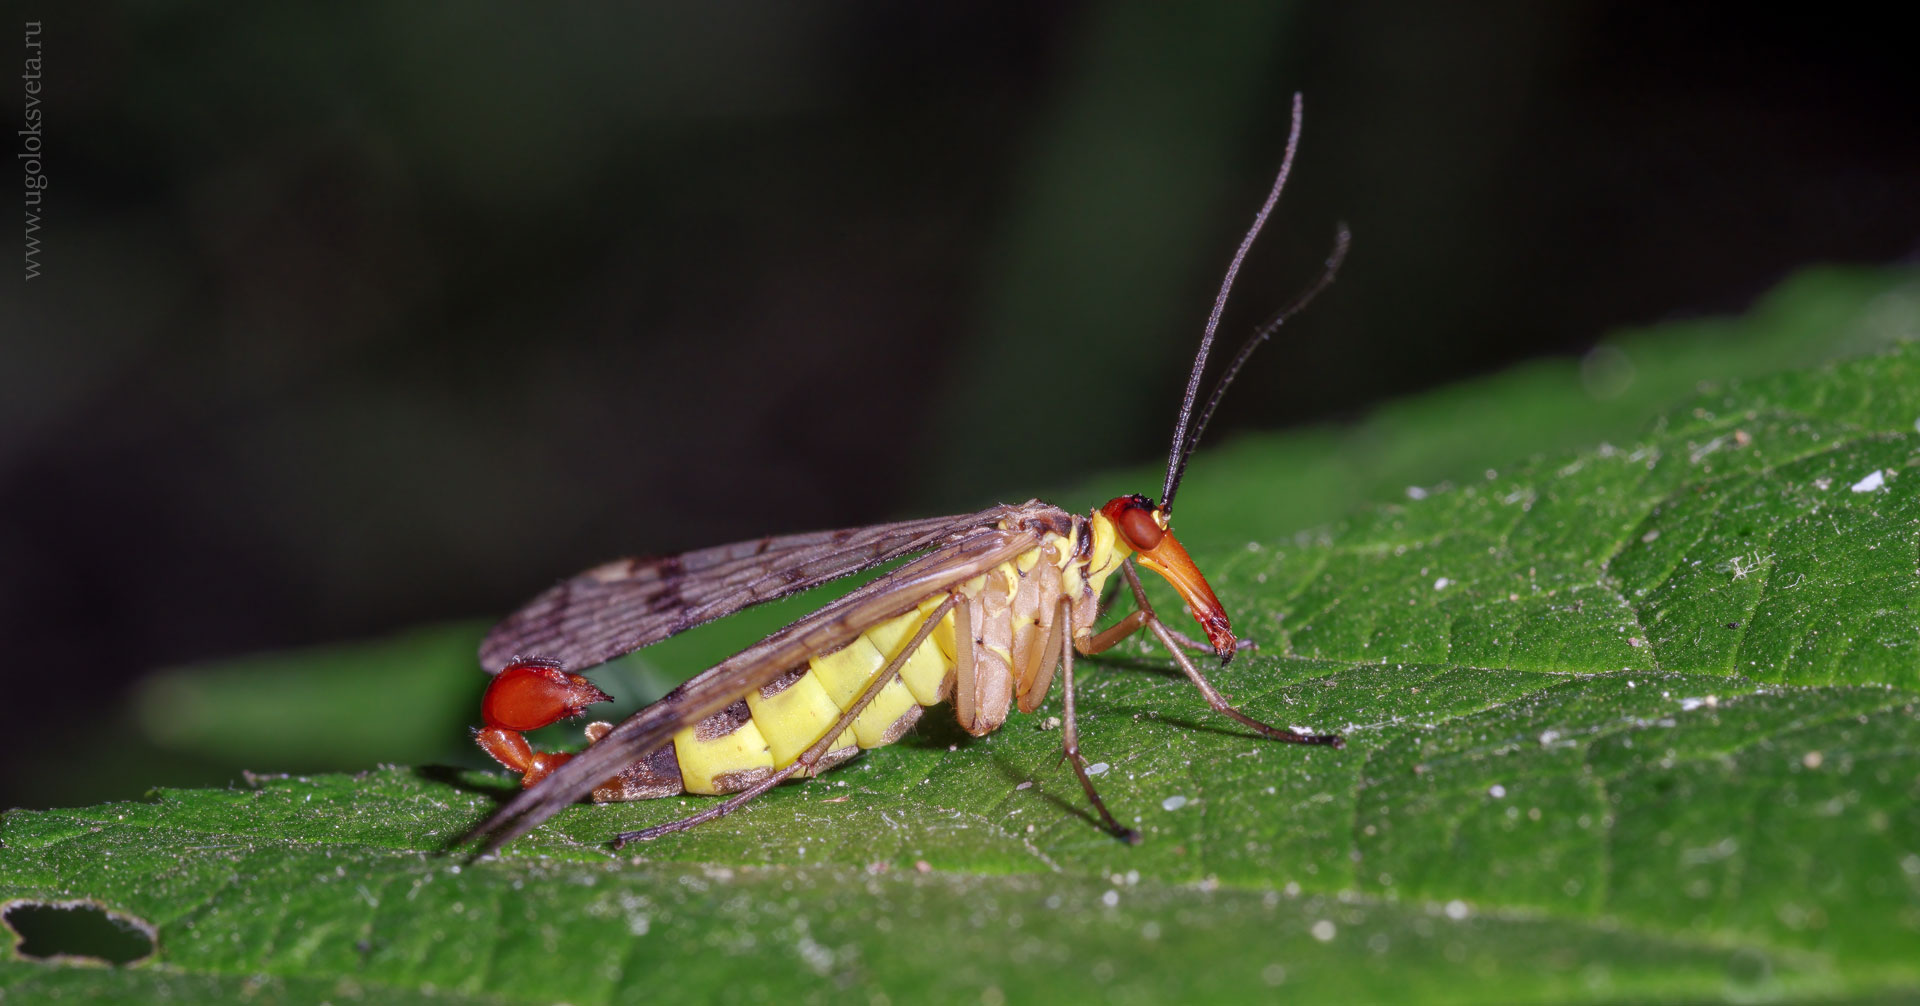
[1114,504,1164,551]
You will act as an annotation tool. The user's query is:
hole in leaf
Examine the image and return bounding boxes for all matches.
[3,900,156,965]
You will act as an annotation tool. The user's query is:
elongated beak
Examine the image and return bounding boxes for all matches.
[1133,529,1237,662]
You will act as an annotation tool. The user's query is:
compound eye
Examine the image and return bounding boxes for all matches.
[1115,505,1165,551]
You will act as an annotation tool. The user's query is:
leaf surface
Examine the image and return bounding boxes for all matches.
[8,312,1919,1005]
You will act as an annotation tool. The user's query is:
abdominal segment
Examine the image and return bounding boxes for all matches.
[592,593,958,801]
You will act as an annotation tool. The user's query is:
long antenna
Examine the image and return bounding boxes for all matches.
[1161,93,1306,513]
[1164,225,1350,511]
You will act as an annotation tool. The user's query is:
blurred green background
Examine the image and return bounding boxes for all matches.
[3,3,1916,809]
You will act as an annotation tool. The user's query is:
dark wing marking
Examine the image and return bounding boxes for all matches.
[480,507,1029,673]
[463,506,1060,854]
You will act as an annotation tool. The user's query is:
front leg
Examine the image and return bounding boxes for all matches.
[1084,561,1255,658]
[1078,560,1340,748]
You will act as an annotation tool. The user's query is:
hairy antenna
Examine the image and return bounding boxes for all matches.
[1162,93,1306,513]
[1165,225,1350,511]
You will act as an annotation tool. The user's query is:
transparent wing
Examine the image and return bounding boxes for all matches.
[479,507,1031,673]
[463,506,1060,854]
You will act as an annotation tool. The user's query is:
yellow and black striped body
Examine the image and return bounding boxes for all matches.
[589,508,1135,802]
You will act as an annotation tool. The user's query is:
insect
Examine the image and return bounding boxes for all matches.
[461,95,1349,856]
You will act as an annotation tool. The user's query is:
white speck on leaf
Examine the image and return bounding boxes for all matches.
[1162,795,1188,811]
[1433,577,1451,590]
[1850,470,1886,493]
[1489,784,1507,799]
[1311,920,1336,942]
[796,936,834,975]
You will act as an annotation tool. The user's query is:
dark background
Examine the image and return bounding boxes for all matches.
[3,3,1916,808]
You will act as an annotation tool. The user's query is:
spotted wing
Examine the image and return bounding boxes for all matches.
[464,505,1059,854]
[479,507,1029,674]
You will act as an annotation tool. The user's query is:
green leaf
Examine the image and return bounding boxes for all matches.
[7,336,1918,1001]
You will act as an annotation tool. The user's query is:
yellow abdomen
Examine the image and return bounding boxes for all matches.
[671,593,957,794]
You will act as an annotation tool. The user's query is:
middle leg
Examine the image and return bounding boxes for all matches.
[1054,595,1141,844]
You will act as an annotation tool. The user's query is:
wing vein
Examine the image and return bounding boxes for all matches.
[478,509,1020,673]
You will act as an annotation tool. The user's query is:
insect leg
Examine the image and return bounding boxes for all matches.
[1057,596,1142,844]
[1013,590,1064,713]
[1081,560,1246,656]
[1085,562,1341,748]
[952,594,977,728]
[611,761,804,847]
[1077,608,1155,655]
[612,594,960,847]
[1157,620,1242,657]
